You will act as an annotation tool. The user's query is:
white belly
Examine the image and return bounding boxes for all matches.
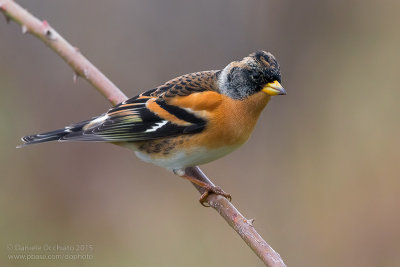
[133,146,237,170]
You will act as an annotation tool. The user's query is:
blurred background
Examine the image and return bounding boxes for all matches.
[1,0,399,266]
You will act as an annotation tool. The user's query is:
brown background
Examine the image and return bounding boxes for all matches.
[1,0,399,266]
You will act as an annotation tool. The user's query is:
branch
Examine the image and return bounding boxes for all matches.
[1,1,286,266]
[0,0,127,105]
[184,167,286,266]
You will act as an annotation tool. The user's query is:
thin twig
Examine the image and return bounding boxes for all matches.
[0,0,127,105]
[1,1,286,266]
[185,167,286,266]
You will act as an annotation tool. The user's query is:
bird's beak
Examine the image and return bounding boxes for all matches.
[262,80,286,96]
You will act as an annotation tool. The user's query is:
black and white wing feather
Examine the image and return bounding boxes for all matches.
[19,71,219,146]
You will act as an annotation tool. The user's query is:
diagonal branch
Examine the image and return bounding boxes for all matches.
[0,0,127,105]
[184,167,286,266]
[1,1,286,266]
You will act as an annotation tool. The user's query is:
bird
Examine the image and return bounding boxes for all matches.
[18,50,286,205]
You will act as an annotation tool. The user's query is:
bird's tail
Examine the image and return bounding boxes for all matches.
[17,119,92,148]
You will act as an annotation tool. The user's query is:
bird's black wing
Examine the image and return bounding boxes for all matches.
[20,71,220,145]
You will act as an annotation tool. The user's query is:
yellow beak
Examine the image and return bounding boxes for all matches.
[262,80,286,96]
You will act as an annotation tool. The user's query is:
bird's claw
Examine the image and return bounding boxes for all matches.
[199,185,232,207]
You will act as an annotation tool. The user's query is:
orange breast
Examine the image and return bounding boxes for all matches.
[169,91,271,149]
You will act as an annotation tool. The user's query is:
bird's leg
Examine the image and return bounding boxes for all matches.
[173,168,232,207]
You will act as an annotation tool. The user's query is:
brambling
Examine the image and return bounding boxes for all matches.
[19,50,286,204]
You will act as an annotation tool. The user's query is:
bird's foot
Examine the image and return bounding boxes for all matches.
[173,168,232,207]
[199,185,231,207]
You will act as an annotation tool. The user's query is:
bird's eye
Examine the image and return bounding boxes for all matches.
[251,72,261,82]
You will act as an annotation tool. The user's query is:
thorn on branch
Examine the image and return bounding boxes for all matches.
[247,218,255,226]
[83,69,89,79]
[42,20,56,40]
[73,72,79,84]
[21,25,28,34]
[42,19,49,28]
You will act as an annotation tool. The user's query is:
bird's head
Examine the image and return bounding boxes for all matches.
[218,50,286,99]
